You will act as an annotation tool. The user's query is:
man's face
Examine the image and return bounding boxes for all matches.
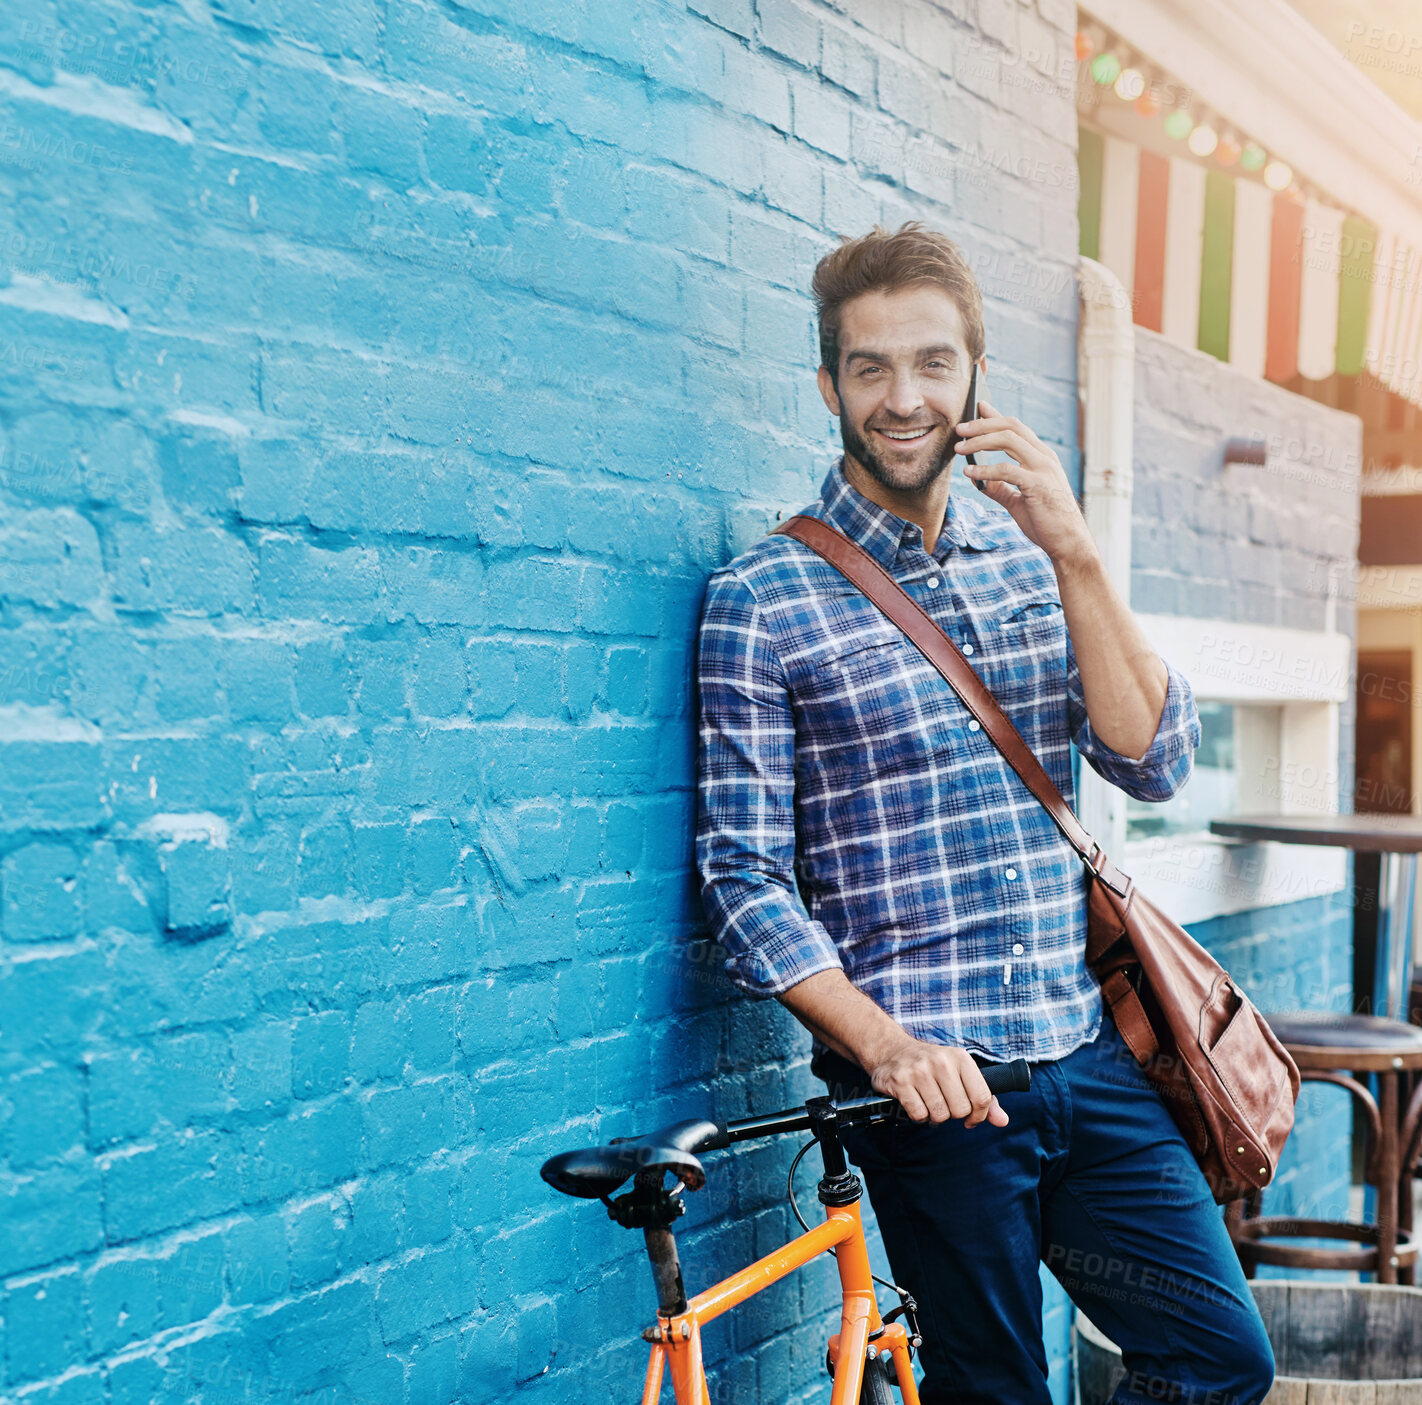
[817,283,980,496]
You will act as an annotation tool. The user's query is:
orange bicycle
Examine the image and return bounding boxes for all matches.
[541,1058,1031,1403]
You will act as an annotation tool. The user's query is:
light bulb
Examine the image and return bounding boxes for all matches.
[1187,124,1219,157]
[1263,160,1293,191]
[1114,67,1145,101]
[1164,109,1193,140]
[1091,52,1122,85]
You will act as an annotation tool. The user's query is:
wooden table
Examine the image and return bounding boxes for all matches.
[1208,813,1422,1023]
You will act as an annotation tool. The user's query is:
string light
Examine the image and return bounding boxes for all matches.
[1078,20,1311,202]
[1187,124,1219,158]
[1090,51,1122,85]
[1113,67,1145,101]
[1164,108,1193,140]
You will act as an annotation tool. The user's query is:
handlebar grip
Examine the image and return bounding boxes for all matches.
[980,1058,1031,1095]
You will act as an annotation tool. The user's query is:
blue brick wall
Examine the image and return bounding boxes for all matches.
[0,1,1084,1401]
[1187,889,1355,1246]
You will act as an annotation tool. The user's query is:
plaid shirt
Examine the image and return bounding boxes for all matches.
[694,458,1200,1065]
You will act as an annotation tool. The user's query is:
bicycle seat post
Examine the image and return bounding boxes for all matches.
[615,1169,690,1318]
[806,1096,863,1207]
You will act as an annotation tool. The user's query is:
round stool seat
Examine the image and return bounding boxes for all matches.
[1230,1012,1422,1285]
[1231,1216,1418,1276]
[1263,1011,1422,1072]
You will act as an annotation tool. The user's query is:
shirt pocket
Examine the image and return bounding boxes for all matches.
[797,634,952,771]
[986,599,1068,713]
[998,597,1064,627]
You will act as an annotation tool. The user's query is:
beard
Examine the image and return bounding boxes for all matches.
[837,387,966,495]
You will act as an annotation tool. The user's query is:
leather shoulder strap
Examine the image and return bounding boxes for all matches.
[772,513,1132,900]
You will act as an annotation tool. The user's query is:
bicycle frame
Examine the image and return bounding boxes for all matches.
[637,1173,920,1404]
[544,1061,1030,1403]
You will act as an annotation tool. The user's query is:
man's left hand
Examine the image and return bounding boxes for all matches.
[955,398,1097,569]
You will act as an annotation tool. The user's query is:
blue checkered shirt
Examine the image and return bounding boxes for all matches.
[694,458,1201,1064]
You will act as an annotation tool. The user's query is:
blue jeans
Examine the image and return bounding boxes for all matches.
[837,1014,1276,1405]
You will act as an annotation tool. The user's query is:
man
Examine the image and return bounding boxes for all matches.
[694,223,1275,1404]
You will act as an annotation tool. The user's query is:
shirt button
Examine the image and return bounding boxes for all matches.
[962,642,974,655]
[968,720,980,732]
[927,577,941,589]
[1005,867,1017,880]
[1012,942,1024,955]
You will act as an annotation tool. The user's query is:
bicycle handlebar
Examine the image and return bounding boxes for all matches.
[545,1058,1032,1202]
[708,1056,1032,1150]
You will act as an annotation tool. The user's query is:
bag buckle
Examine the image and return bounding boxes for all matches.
[1087,841,1133,902]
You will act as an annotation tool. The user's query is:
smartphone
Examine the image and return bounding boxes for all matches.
[961,362,982,485]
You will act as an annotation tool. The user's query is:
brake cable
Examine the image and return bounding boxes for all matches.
[786,1138,922,1349]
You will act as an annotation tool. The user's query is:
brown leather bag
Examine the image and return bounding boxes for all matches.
[772,513,1300,1204]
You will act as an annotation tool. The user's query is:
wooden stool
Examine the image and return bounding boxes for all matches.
[1226,1012,1422,1285]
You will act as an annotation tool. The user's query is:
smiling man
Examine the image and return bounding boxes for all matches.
[695,224,1275,1404]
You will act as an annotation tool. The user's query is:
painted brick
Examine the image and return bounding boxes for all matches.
[1,841,81,942]
[159,838,232,937]
[757,0,820,68]
[238,1096,363,1206]
[223,638,297,726]
[286,1194,347,1290]
[1,1063,84,1169]
[88,1252,163,1355]
[0,507,103,608]
[248,1278,380,1392]
[404,1162,454,1247]
[230,1019,292,1113]
[292,1011,351,1100]
[102,1131,239,1243]
[347,1173,403,1266]
[108,520,255,615]
[0,1163,104,1277]
[0,1,1224,1400]
[4,1267,85,1383]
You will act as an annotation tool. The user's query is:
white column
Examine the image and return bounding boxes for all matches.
[1229,178,1272,380]
[1097,136,1139,306]
[1075,255,1136,864]
[1161,156,1207,349]
[1364,228,1422,400]
[1297,199,1343,382]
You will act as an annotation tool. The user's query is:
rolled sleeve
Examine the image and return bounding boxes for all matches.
[1066,633,1201,802]
[694,568,844,997]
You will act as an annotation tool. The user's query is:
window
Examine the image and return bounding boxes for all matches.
[1076,613,1349,923]
[1125,701,1283,841]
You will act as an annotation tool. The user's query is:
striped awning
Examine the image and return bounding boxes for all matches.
[1079,128,1420,407]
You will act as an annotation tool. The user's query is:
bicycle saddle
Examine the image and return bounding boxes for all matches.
[541,1118,729,1199]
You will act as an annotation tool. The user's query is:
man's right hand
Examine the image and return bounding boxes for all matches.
[865,1031,1010,1128]
[775,969,1010,1128]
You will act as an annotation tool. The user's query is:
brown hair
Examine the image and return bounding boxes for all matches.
[811,221,985,384]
